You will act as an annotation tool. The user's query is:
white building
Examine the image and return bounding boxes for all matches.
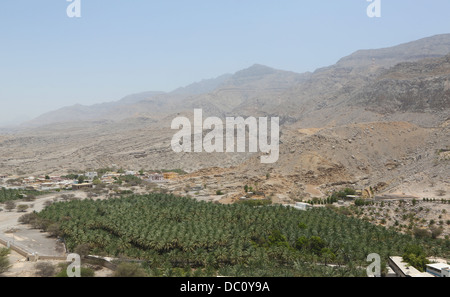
[85,172,98,180]
[426,263,450,277]
[294,202,313,211]
[147,173,165,183]
[388,256,434,277]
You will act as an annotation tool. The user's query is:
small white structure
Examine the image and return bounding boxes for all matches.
[85,172,98,180]
[426,263,450,277]
[294,202,313,211]
[147,173,165,183]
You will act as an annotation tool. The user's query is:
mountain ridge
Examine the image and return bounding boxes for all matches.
[16,33,450,131]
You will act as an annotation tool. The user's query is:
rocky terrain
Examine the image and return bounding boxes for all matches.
[0,33,449,206]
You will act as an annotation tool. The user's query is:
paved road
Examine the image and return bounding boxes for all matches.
[0,193,66,257]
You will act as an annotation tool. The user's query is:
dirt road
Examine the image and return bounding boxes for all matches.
[0,193,66,257]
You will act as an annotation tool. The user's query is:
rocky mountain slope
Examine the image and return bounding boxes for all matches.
[1,34,449,202]
[21,34,450,128]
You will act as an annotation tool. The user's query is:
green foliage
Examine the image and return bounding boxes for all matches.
[35,193,449,277]
[113,262,148,277]
[55,263,95,277]
[0,248,10,275]
[343,188,356,196]
[93,178,102,186]
[266,230,289,248]
[16,204,29,212]
[77,176,86,184]
[238,199,272,207]
[35,262,56,277]
[4,200,15,211]
[413,227,431,239]
[117,175,142,186]
[63,174,80,180]
[295,236,327,255]
[96,168,114,177]
[330,188,357,201]
[0,188,46,203]
[355,199,373,207]
[155,169,188,175]
[298,222,307,229]
[402,245,430,272]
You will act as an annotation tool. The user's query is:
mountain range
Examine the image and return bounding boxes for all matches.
[1,33,449,202]
[21,34,450,129]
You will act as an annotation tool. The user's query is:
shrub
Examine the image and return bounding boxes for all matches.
[55,263,95,277]
[112,262,148,277]
[0,248,10,275]
[16,204,29,212]
[402,245,430,272]
[35,262,56,277]
[238,199,272,207]
[413,227,431,239]
[4,200,15,212]
[430,226,443,239]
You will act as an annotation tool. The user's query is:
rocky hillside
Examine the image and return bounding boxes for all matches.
[1,34,449,202]
[20,34,450,128]
[351,54,450,114]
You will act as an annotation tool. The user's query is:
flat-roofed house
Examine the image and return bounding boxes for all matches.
[72,183,94,190]
[85,172,98,180]
[388,256,434,277]
[147,173,165,183]
[294,202,313,211]
[426,263,450,277]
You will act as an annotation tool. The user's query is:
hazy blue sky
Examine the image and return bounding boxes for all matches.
[1,0,450,125]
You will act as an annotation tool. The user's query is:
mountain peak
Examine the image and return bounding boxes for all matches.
[337,33,450,68]
[241,63,276,72]
[230,64,278,81]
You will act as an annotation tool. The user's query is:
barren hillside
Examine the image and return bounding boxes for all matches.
[0,34,449,203]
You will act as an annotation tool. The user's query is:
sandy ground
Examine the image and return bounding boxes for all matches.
[1,248,113,277]
[0,193,71,257]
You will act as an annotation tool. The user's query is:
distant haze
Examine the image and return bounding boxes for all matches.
[1,1,450,126]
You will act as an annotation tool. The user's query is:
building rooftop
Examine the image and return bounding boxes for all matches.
[390,256,434,277]
[427,263,450,270]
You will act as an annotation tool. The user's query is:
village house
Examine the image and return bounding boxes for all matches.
[147,173,165,183]
[23,177,36,184]
[101,176,116,184]
[102,172,121,178]
[85,172,98,180]
[72,183,94,190]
